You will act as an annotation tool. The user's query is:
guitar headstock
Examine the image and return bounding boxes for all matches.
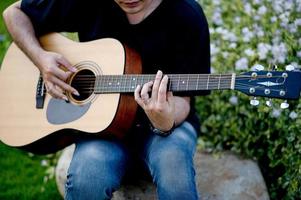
[235,69,301,100]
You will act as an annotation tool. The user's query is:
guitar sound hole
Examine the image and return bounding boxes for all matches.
[71,69,96,101]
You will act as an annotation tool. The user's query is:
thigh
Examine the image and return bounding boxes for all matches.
[142,122,199,200]
[65,138,130,200]
[143,121,198,160]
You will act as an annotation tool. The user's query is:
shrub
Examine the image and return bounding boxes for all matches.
[196,0,301,199]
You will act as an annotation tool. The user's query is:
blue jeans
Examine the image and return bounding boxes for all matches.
[65,121,199,200]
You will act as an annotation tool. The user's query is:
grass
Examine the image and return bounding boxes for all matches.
[0,143,62,199]
[1,1,62,199]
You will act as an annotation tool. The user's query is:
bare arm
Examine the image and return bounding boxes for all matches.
[3,1,78,99]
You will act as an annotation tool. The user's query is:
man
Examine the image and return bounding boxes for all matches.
[3,0,210,199]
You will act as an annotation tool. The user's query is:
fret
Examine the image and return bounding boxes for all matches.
[186,75,189,91]
[176,75,180,91]
[196,74,199,90]
[94,74,233,94]
[206,75,210,90]
[218,74,221,90]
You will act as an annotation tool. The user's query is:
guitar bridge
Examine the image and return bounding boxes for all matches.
[36,74,46,109]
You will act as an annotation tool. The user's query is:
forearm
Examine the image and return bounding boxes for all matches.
[3,1,78,99]
[3,1,45,70]
[173,96,190,126]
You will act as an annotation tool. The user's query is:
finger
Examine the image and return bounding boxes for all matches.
[51,76,79,96]
[52,87,68,101]
[134,85,144,106]
[158,75,169,104]
[151,70,163,100]
[52,66,73,81]
[141,81,153,100]
[57,55,77,73]
[46,82,68,100]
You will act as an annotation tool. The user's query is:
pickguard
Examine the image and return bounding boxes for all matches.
[46,98,91,124]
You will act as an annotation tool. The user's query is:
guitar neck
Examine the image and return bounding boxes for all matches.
[94,74,236,93]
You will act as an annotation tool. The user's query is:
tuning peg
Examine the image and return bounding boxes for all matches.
[285,65,295,71]
[252,64,264,71]
[266,99,273,107]
[250,97,260,106]
[280,100,289,109]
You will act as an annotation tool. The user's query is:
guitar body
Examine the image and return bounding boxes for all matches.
[1,34,301,154]
[0,33,141,154]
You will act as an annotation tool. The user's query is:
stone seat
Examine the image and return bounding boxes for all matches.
[55,145,270,200]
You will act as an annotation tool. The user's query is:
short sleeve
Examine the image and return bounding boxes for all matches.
[169,2,211,96]
[21,0,82,35]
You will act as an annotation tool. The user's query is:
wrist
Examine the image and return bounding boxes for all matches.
[149,121,176,137]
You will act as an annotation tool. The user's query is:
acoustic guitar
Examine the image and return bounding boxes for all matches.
[0,33,300,154]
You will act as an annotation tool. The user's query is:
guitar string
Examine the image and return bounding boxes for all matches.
[65,74,287,94]
[71,83,285,93]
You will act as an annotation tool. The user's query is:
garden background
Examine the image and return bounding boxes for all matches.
[0,0,300,199]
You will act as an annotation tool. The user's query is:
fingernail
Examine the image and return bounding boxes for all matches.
[63,96,69,101]
[71,67,77,72]
[73,90,80,96]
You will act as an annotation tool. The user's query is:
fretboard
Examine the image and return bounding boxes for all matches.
[94,74,235,94]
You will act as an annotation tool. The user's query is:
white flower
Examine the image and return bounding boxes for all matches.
[242,27,254,42]
[41,160,48,167]
[210,44,220,55]
[212,0,221,5]
[251,64,265,71]
[253,25,265,37]
[257,43,271,60]
[271,43,287,64]
[272,109,281,118]
[254,15,261,21]
[253,0,262,5]
[222,31,237,42]
[273,3,283,14]
[288,24,297,33]
[290,62,300,68]
[235,16,241,23]
[279,12,290,28]
[212,9,223,26]
[209,28,215,34]
[229,43,237,49]
[229,96,238,105]
[270,16,277,23]
[258,6,267,15]
[289,111,298,120]
[284,1,294,11]
[297,51,301,58]
[244,3,252,15]
[235,57,249,70]
[295,19,301,26]
[244,48,255,57]
[222,52,229,58]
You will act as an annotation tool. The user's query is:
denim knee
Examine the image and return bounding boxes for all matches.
[145,122,199,200]
[65,139,129,200]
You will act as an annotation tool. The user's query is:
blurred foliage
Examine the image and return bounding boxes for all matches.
[1,0,301,199]
[0,1,62,199]
[0,0,15,65]
[197,0,301,199]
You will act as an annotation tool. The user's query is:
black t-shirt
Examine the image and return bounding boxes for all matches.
[21,0,211,135]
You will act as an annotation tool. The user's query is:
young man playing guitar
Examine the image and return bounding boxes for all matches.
[3,0,210,199]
